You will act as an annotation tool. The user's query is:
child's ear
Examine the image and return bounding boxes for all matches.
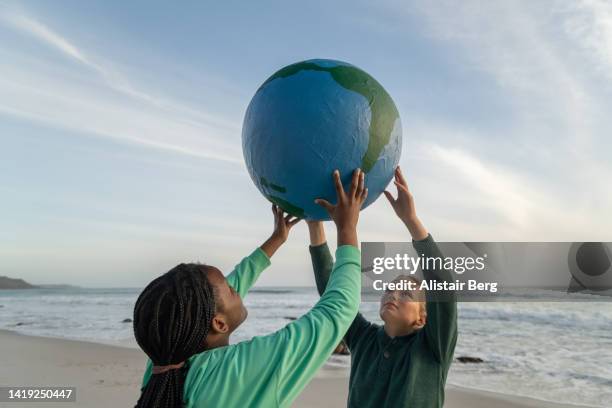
[414,315,426,330]
[211,315,230,334]
[414,306,427,330]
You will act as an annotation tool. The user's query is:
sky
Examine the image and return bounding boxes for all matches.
[1,0,611,287]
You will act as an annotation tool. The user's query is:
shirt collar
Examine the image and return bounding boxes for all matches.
[378,326,418,348]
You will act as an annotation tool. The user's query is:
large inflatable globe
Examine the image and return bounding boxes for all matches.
[242,59,402,220]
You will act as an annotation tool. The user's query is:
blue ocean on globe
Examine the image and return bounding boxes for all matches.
[242,59,402,220]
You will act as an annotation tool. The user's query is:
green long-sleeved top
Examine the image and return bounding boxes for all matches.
[141,245,361,407]
[310,234,457,408]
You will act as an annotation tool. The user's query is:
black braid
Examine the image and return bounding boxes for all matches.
[133,263,216,408]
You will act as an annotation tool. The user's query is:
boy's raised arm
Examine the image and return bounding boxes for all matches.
[307,221,333,296]
[384,166,458,365]
[412,233,457,364]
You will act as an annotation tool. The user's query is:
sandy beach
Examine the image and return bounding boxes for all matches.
[0,329,592,408]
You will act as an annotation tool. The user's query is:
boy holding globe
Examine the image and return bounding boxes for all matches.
[307,166,458,408]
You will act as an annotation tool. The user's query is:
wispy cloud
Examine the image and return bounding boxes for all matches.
[410,1,599,143]
[0,10,242,163]
[422,137,611,240]
[562,0,612,83]
[3,13,91,65]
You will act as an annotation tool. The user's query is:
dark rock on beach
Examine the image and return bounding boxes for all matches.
[122,318,133,323]
[456,356,484,363]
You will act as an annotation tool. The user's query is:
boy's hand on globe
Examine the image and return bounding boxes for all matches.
[261,205,301,258]
[315,169,368,248]
[383,166,428,241]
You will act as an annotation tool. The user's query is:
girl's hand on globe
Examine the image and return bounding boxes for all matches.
[383,166,428,241]
[260,204,301,258]
[315,169,368,248]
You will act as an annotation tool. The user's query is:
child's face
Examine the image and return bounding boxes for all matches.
[205,267,248,333]
[379,288,426,333]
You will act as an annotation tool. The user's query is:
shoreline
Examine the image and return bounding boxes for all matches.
[0,329,597,408]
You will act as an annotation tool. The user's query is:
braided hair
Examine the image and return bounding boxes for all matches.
[133,263,217,408]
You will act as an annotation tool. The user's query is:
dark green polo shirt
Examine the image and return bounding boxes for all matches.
[309,234,457,408]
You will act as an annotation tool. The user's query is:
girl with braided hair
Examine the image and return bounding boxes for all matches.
[134,169,367,407]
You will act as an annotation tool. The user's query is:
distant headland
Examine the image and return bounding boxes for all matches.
[0,276,77,290]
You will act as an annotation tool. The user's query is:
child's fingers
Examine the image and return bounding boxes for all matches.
[285,214,300,225]
[361,188,368,203]
[314,198,334,213]
[349,168,361,198]
[394,181,410,194]
[272,204,281,220]
[396,166,409,188]
[383,190,395,204]
[356,170,365,197]
[333,170,346,199]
